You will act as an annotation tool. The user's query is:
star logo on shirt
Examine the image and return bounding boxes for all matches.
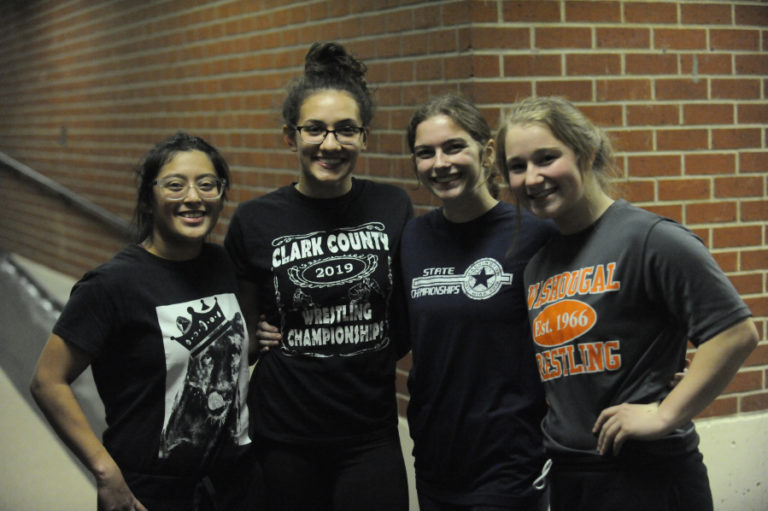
[463,258,513,300]
[471,267,493,289]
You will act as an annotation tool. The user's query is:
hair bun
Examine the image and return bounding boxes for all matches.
[304,41,367,86]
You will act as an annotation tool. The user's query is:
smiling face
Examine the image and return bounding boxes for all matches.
[504,122,602,233]
[285,89,367,198]
[148,149,223,259]
[412,114,496,220]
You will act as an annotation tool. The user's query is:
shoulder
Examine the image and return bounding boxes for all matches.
[356,178,411,202]
[604,200,664,231]
[233,186,294,215]
[403,208,439,234]
[69,245,149,296]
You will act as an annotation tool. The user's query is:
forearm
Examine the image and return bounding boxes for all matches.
[30,378,119,480]
[656,318,758,430]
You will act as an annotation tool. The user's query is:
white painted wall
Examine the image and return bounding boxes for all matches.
[696,412,768,511]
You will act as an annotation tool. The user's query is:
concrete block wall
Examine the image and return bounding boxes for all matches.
[0,0,765,423]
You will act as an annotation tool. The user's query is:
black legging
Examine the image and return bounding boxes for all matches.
[259,432,409,511]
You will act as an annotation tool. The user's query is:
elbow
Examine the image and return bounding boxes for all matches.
[29,371,45,403]
[735,318,759,359]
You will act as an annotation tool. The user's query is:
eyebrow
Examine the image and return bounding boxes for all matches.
[159,172,217,179]
[414,137,469,149]
[303,118,360,125]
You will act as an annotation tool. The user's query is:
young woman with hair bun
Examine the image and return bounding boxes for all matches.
[225,42,411,511]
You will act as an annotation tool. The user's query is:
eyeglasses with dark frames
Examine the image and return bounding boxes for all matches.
[294,124,365,145]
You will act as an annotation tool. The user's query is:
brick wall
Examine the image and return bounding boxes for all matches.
[0,0,765,419]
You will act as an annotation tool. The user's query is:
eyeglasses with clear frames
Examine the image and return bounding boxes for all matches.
[294,124,365,145]
[153,176,226,201]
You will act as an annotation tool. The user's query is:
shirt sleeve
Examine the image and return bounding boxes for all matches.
[643,219,751,347]
[223,205,254,282]
[52,273,116,357]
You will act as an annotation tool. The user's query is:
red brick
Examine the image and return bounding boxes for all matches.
[657,129,708,151]
[445,54,473,79]
[469,1,498,22]
[742,250,768,272]
[740,152,768,172]
[471,55,498,78]
[735,5,768,27]
[597,27,650,49]
[741,201,768,222]
[680,53,733,75]
[597,79,652,101]
[715,176,765,198]
[738,104,768,124]
[415,57,442,80]
[735,54,768,75]
[503,1,561,22]
[627,155,682,178]
[710,29,760,51]
[428,29,460,53]
[616,180,654,203]
[625,53,677,75]
[744,343,768,367]
[565,1,620,22]
[686,201,737,224]
[624,2,677,23]
[580,105,623,127]
[683,104,734,125]
[609,130,653,152]
[712,79,762,99]
[643,204,682,222]
[655,28,707,50]
[472,27,530,50]
[401,33,428,55]
[711,251,738,272]
[535,27,592,49]
[567,54,621,76]
[724,369,764,394]
[681,3,732,25]
[742,392,768,413]
[697,396,737,418]
[655,79,708,100]
[712,128,762,150]
[658,178,711,201]
[729,274,763,296]
[503,54,562,77]
[745,297,768,317]
[471,81,533,105]
[536,80,592,101]
[684,153,736,176]
[712,225,763,249]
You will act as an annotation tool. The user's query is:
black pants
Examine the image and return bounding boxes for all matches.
[549,449,713,511]
[417,490,548,511]
[259,433,409,511]
[123,448,264,511]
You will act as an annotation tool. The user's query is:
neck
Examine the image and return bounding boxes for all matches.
[556,191,614,234]
[141,238,203,261]
[442,191,498,223]
[296,177,353,199]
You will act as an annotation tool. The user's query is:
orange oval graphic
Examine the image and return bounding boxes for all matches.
[532,299,596,347]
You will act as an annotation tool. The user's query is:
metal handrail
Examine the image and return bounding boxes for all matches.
[0,150,132,236]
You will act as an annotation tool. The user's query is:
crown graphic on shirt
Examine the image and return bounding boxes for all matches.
[171,297,226,353]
